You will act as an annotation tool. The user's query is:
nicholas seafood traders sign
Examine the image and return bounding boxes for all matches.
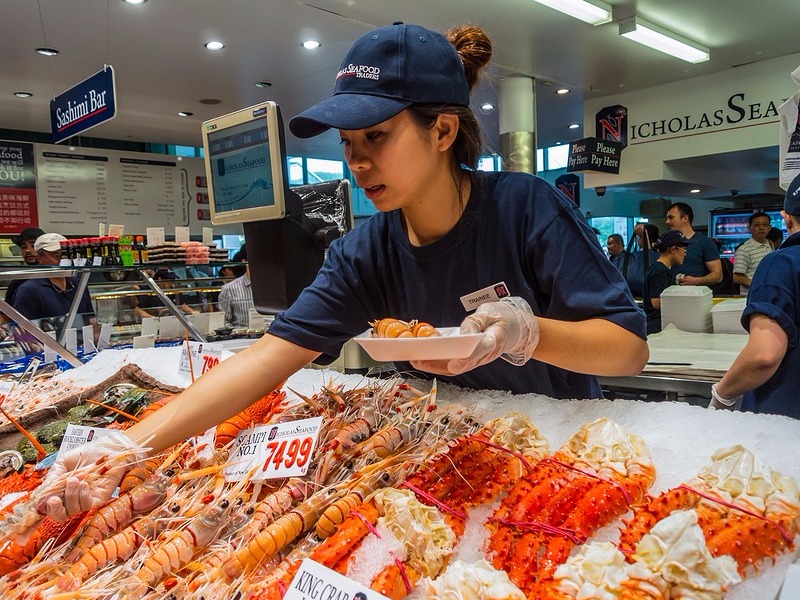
[50,66,117,144]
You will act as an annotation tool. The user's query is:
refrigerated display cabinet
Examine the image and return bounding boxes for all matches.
[709,207,787,259]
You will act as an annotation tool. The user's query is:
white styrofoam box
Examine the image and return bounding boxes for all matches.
[712,298,748,334]
[661,285,714,333]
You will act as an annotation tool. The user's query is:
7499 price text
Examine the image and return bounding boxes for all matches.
[261,437,313,472]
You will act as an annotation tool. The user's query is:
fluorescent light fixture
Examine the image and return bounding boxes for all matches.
[619,17,709,63]
[690,188,700,194]
[177,111,194,117]
[480,102,495,113]
[530,0,612,26]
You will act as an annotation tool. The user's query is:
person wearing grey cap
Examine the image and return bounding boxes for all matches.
[11,233,95,325]
[711,172,800,419]
[3,227,45,306]
[36,22,647,520]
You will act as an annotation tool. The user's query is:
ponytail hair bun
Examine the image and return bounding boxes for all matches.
[446,25,492,92]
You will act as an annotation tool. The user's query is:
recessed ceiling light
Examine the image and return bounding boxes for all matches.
[205,41,225,51]
[14,92,33,98]
[254,81,272,88]
[690,189,700,194]
[302,40,321,50]
[36,47,59,56]
[122,0,146,5]
[555,141,563,145]
[568,123,580,129]
[480,102,495,113]
[178,111,194,117]
[556,88,571,95]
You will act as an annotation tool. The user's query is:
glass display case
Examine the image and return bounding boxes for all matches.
[710,207,787,259]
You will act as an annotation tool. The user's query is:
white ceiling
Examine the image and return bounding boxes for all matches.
[2,0,800,198]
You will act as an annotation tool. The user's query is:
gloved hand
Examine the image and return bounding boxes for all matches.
[708,383,739,411]
[411,297,539,376]
[36,429,148,521]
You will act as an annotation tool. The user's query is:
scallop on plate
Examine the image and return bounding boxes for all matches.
[353,327,483,362]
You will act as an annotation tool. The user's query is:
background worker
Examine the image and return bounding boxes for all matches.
[642,230,691,334]
[710,174,800,419]
[38,22,648,520]
[4,227,45,306]
[11,233,96,328]
[218,245,254,327]
[665,202,722,287]
[733,212,772,295]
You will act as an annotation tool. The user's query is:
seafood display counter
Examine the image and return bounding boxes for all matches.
[598,325,749,402]
[0,346,796,599]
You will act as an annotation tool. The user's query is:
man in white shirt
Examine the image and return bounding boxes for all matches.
[733,212,772,294]
[218,245,254,327]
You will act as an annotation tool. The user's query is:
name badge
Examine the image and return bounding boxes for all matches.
[460,281,510,312]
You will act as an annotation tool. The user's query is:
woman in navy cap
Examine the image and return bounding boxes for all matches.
[39,23,647,519]
[642,230,691,334]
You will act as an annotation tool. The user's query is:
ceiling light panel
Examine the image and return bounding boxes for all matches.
[530,0,612,26]
[619,17,709,63]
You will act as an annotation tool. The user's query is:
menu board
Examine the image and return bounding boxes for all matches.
[34,144,240,236]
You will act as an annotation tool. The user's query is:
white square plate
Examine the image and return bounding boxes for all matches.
[353,327,483,362]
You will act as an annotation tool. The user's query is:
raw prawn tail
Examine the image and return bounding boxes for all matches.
[119,457,161,494]
[56,514,158,591]
[618,486,700,557]
[369,318,414,338]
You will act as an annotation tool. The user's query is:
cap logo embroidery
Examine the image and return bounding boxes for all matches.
[336,64,381,81]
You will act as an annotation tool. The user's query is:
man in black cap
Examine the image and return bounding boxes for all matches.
[711,173,800,419]
[4,227,45,306]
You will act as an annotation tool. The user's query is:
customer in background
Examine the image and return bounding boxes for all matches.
[218,244,254,328]
[710,174,800,419]
[733,212,772,295]
[4,227,45,306]
[665,202,722,287]
[643,230,691,334]
[12,233,96,325]
[710,238,738,296]
[766,226,784,251]
[606,234,624,262]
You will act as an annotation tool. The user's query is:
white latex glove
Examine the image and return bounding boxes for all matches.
[36,429,148,521]
[708,383,739,411]
[411,297,540,376]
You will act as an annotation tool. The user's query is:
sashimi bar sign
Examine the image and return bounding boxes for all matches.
[50,66,117,144]
[567,137,624,174]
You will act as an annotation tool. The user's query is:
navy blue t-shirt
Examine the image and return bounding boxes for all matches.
[270,171,646,398]
[672,233,719,278]
[740,232,800,419]
[643,261,674,334]
[12,278,95,321]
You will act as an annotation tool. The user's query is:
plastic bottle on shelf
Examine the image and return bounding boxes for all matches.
[135,235,148,263]
[58,239,71,266]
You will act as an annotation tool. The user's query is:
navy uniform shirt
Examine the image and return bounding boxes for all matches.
[269,171,645,399]
[12,277,94,321]
[672,232,719,278]
[740,231,800,419]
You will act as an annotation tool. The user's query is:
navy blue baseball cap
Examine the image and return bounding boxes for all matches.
[783,172,800,216]
[289,22,470,139]
[657,230,692,248]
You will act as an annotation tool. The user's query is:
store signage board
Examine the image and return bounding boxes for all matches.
[566,137,624,174]
[50,66,117,144]
[285,558,388,600]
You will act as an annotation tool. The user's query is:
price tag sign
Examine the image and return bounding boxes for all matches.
[202,227,213,246]
[57,425,120,455]
[285,558,388,600]
[178,341,224,378]
[146,227,165,247]
[224,416,323,482]
[175,226,191,245]
[109,224,125,237]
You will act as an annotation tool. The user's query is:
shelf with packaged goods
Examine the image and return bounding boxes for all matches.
[0,263,241,367]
